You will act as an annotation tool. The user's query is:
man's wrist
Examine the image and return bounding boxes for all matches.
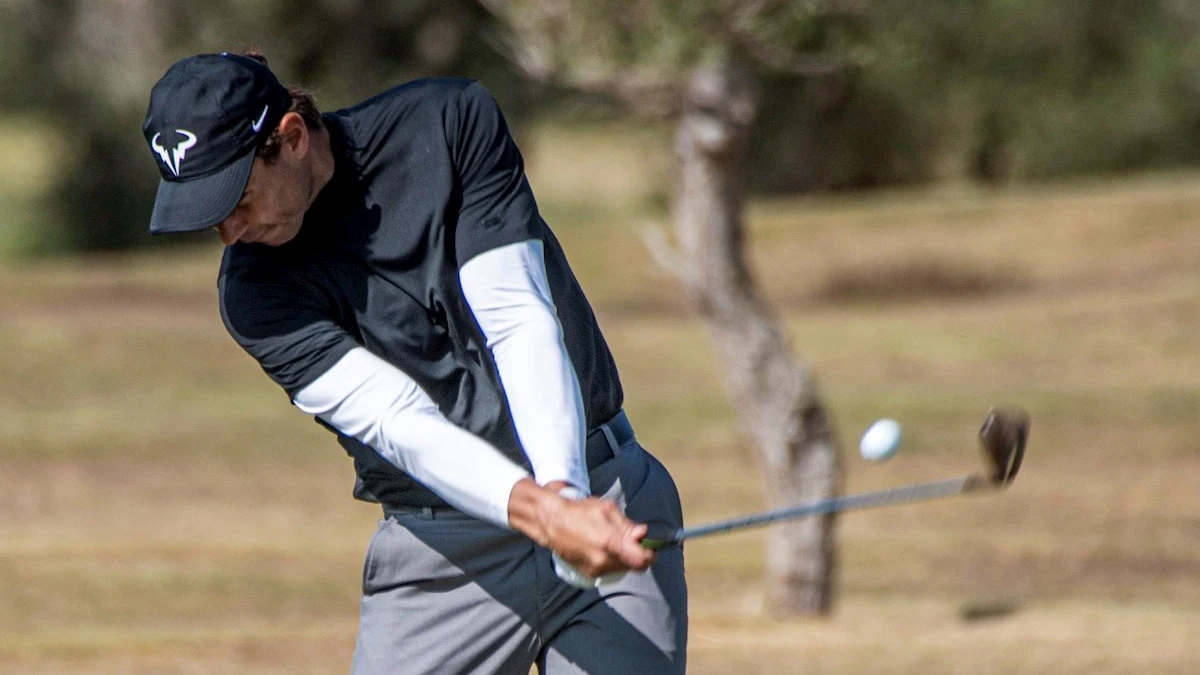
[507,478,563,547]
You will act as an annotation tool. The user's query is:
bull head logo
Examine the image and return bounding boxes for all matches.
[151,130,198,177]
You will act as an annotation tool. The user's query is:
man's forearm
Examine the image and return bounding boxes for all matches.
[459,240,590,491]
[294,347,531,528]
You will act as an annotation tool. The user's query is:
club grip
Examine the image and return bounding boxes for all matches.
[641,526,683,550]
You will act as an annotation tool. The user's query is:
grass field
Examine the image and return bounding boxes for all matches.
[1,126,1199,673]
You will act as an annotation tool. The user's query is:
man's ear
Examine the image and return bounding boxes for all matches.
[278,112,309,157]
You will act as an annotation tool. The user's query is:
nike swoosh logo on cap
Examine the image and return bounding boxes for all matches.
[251,105,269,133]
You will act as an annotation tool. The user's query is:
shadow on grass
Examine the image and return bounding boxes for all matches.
[813,259,1030,305]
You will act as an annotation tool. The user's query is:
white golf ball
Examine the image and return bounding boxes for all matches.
[860,418,902,462]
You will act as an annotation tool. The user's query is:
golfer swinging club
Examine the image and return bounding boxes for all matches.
[142,53,687,674]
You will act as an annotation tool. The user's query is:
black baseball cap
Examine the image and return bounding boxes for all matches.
[143,53,291,234]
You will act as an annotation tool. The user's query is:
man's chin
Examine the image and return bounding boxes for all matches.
[263,225,302,246]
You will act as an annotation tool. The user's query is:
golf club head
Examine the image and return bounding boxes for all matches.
[978,407,1029,487]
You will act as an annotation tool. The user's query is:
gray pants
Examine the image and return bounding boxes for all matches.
[350,440,688,675]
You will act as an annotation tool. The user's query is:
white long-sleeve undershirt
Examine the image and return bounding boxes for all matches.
[458,239,589,494]
[293,347,529,527]
[291,239,589,528]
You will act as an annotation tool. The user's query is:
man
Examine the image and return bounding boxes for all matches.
[142,53,686,674]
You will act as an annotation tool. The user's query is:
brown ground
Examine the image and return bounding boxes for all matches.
[1,127,1198,673]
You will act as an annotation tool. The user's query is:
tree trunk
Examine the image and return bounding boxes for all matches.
[672,58,841,615]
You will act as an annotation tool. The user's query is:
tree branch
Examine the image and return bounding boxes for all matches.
[738,41,856,77]
[558,68,682,118]
[638,222,697,287]
[478,0,684,118]
[725,0,867,76]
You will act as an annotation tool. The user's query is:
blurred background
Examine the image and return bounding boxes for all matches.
[1,1,1198,673]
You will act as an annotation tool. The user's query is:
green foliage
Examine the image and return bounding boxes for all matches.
[744,0,1200,190]
[5,0,1200,254]
[863,0,1200,182]
[490,0,866,88]
[50,106,164,253]
[495,0,710,74]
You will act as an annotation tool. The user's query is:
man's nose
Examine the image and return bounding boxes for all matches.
[216,215,249,246]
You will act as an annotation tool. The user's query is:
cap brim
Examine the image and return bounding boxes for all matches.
[148,151,255,235]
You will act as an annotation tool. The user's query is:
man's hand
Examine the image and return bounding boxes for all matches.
[508,478,655,578]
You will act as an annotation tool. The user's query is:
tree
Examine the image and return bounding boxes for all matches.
[482,0,860,615]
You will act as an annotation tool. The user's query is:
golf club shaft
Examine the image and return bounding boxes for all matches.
[644,475,983,549]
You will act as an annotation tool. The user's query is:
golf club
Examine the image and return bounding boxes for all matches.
[642,407,1029,550]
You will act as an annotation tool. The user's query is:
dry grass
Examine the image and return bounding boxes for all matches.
[1,131,1199,672]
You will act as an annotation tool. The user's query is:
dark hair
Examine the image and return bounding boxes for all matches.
[243,51,322,165]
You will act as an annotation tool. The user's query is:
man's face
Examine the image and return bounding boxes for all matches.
[216,153,310,247]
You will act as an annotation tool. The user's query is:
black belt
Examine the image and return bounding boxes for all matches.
[585,410,634,469]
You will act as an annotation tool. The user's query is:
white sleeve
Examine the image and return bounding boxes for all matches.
[459,240,590,493]
[292,347,530,528]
